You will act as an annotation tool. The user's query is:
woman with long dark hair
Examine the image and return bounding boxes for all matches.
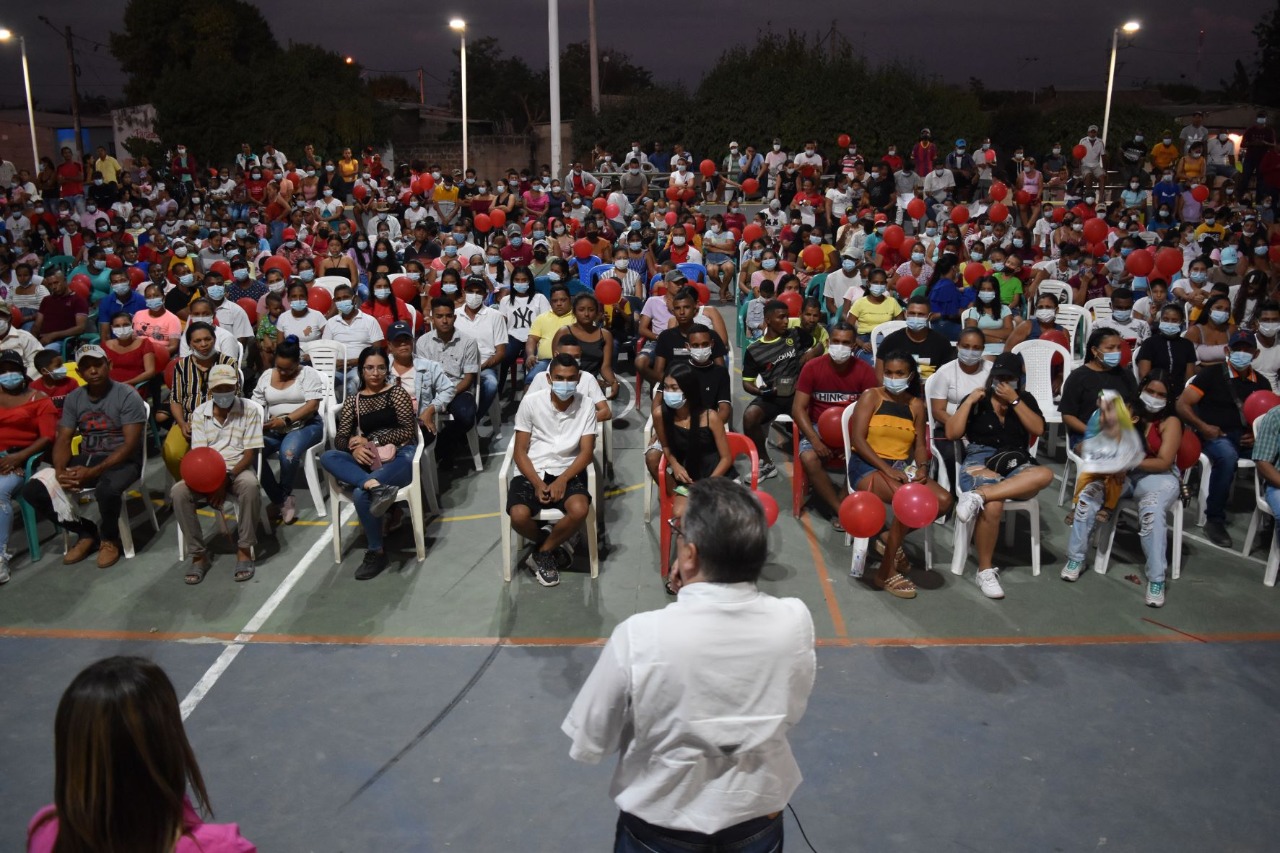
[27,656,255,852]
[252,335,326,525]
[962,276,1014,357]
[1185,291,1233,368]
[925,254,970,341]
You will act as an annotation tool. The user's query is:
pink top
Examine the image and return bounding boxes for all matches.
[28,800,257,853]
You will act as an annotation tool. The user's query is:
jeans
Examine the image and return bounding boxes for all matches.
[22,453,142,544]
[932,319,962,342]
[1265,485,1280,544]
[1067,470,1181,582]
[1239,158,1269,202]
[1203,432,1245,524]
[0,470,26,555]
[320,443,415,553]
[476,368,498,419]
[260,421,325,504]
[524,358,549,385]
[441,390,477,445]
[614,812,783,853]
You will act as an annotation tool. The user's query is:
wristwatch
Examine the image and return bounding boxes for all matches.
[1009,397,1021,407]
[282,415,292,425]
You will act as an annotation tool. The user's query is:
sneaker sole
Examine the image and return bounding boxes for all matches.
[532,570,560,587]
[1145,598,1165,608]
[759,467,779,480]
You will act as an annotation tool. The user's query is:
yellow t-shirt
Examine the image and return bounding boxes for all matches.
[433,185,460,206]
[94,156,123,185]
[788,317,828,352]
[529,310,576,360]
[847,295,902,335]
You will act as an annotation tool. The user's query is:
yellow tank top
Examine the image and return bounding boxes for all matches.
[866,397,915,461]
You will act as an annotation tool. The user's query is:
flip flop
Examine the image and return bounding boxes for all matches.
[184,558,210,585]
[234,561,256,582]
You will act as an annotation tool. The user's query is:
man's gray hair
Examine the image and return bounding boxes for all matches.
[682,478,768,583]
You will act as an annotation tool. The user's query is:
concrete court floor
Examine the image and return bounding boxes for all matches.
[2,304,1279,850]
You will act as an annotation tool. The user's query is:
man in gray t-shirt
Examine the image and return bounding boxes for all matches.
[21,346,147,569]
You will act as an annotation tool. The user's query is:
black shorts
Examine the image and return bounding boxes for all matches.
[747,393,794,422]
[506,471,591,515]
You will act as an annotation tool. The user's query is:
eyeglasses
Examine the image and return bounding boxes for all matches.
[362,365,388,373]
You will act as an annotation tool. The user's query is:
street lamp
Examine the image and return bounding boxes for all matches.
[0,27,40,174]
[1102,20,1140,144]
[450,18,468,172]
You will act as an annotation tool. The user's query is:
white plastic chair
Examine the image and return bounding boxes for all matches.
[259,395,329,518]
[301,340,347,405]
[497,435,599,582]
[1055,304,1088,364]
[922,371,951,494]
[442,383,484,472]
[1196,451,1255,528]
[950,438,1042,578]
[1242,465,1280,586]
[1037,279,1073,307]
[1012,339,1070,460]
[1083,296,1113,324]
[642,413,657,523]
[313,275,347,295]
[325,417,427,564]
[62,402,161,560]
[870,320,908,362]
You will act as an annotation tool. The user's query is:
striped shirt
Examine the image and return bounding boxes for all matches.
[191,397,264,470]
[172,353,239,418]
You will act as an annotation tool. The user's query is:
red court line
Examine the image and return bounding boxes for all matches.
[0,626,240,643]
[800,514,849,639]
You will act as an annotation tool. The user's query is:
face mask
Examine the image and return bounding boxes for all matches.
[548,272,562,283]
[0,373,24,391]
[551,381,576,401]
[662,390,686,409]
[628,242,643,252]
[179,274,195,286]
[91,259,108,272]
[1210,309,1229,325]
[688,345,712,364]
[46,367,67,382]
[290,299,308,312]
[1230,351,1255,370]
[1159,321,1182,337]
[144,296,164,311]
[976,290,997,303]
[510,236,524,247]
[991,261,1006,272]
[905,316,928,332]
[212,392,237,409]
[460,292,483,310]
[828,343,853,364]
[1024,310,1055,328]
[773,144,781,151]
[513,281,531,294]
[112,326,135,340]
[1205,218,1216,225]
[884,377,910,393]
[841,259,856,273]
[0,320,11,337]
[371,287,392,301]
[175,247,189,258]
[869,284,887,297]
[673,236,686,246]
[1139,392,1166,412]
[809,235,822,245]
[442,282,461,295]
[762,259,777,271]
[1100,351,1122,367]
[970,250,984,262]
[112,283,132,299]
[207,285,226,301]
[1111,309,1134,324]
[1261,322,1280,338]
[335,299,354,314]
[297,270,314,283]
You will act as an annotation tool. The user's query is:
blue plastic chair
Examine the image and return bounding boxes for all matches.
[15,452,45,562]
[40,255,75,276]
[586,263,614,287]
[570,255,602,279]
[677,262,708,283]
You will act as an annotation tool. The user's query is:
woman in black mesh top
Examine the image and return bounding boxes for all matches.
[320,345,420,579]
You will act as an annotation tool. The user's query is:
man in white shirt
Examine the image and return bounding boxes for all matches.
[1077,125,1106,190]
[563,477,815,849]
[1207,131,1237,181]
[1092,287,1150,349]
[793,139,823,174]
[922,166,956,222]
[453,277,508,420]
[763,139,789,190]
[178,299,240,360]
[822,256,865,317]
[366,205,402,242]
[322,283,385,394]
[1254,302,1280,388]
[528,334,611,422]
[507,354,597,586]
[203,273,254,348]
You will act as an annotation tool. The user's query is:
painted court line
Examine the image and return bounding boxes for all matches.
[800,514,849,638]
[178,505,356,720]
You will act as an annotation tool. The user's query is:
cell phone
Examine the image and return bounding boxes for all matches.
[674,485,690,497]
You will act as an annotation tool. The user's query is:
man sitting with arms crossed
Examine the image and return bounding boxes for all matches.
[742,299,821,480]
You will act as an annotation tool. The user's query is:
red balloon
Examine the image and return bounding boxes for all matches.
[906,198,926,219]
[474,213,492,233]
[753,489,780,527]
[1072,203,1093,221]
[664,211,678,226]
[261,256,293,277]
[950,206,970,225]
[779,261,795,274]
[1126,250,1155,277]
[1244,390,1280,425]
[126,266,145,286]
[1089,242,1108,258]
[70,274,91,300]
[742,178,759,196]
[210,260,233,280]
[1271,245,1280,263]
[416,174,435,194]
[180,447,228,495]
[837,133,851,148]
[235,297,258,325]
[699,159,716,177]
[1175,428,1201,472]
[840,491,887,539]
[1072,144,1088,160]
[779,291,803,317]
[104,254,123,270]
[988,202,1009,224]
[693,282,711,305]
[882,224,905,248]
[683,222,696,239]
[665,185,680,201]
[392,275,418,302]
[892,482,939,528]
[1052,206,1068,223]
[353,183,368,201]
[817,406,847,449]
[1155,247,1183,277]
[1040,329,1070,360]
[801,244,825,270]
[963,262,985,285]
[604,203,621,219]
[592,197,608,211]
[594,277,622,305]
[896,274,918,300]
[729,226,741,242]
[989,181,1008,201]
[489,208,506,229]
[573,238,594,260]
[1083,218,1108,244]
[148,337,170,374]
[1191,184,1210,203]
[985,149,996,163]
[1014,189,1032,205]
[307,287,332,313]
[743,223,764,243]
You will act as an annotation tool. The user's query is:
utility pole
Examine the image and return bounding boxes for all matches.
[588,0,600,113]
[63,25,83,161]
[417,67,425,105]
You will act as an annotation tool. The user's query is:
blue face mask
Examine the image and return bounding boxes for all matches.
[884,377,911,394]
[662,390,685,409]
[1159,321,1182,336]
[548,272,561,282]
[1012,238,1024,248]
[290,299,308,312]
[300,270,315,282]
[906,316,928,331]
[47,367,68,382]
[532,230,546,239]
[442,284,459,294]
[551,380,576,400]
[911,252,925,264]
[1230,351,1255,370]
[335,299,354,314]
[0,372,23,391]
[233,268,249,280]
[869,283,887,297]
[1210,310,1230,325]
[978,291,997,302]
[511,236,524,246]
[145,297,164,311]
[1101,351,1122,367]
[1190,271,1208,284]
[841,259,856,273]
[453,233,466,244]
[762,259,777,271]
[513,281,530,294]
[206,285,226,301]
[445,245,458,256]
[1112,310,1132,323]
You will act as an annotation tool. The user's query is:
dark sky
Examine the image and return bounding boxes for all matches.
[0,0,1271,113]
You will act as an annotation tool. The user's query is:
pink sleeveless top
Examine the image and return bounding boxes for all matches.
[28,800,257,853]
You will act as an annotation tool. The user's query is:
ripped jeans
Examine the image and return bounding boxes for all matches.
[260,421,325,504]
[1066,470,1180,583]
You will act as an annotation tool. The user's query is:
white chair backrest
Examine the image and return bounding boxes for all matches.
[923,370,946,438]
[302,340,347,403]
[870,320,908,361]
[313,276,348,295]
[841,399,858,490]
[1083,296,1113,323]
[1012,339,1071,418]
[1038,280,1072,306]
[1055,304,1087,357]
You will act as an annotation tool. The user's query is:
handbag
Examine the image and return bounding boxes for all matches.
[985,449,1033,477]
[355,397,397,470]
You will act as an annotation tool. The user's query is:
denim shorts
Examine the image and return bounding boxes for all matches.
[958,443,1038,492]
[800,437,845,469]
[848,456,908,488]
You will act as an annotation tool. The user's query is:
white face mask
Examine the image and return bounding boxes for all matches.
[1139,392,1166,412]
[688,345,713,364]
[1260,322,1280,338]
[828,343,853,364]
[465,293,484,310]
[1035,308,1056,324]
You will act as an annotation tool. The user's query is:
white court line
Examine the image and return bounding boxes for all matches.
[180,505,356,720]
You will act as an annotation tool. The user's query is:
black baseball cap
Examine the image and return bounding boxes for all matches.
[387,321,413,340]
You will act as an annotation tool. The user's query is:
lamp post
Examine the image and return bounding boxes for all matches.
[0,27,40,173]
[548,0,561,177]
[1102,20,1140,144]
[449,18,468,173]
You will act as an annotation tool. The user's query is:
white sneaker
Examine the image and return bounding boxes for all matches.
[976,568,1004,599]
[1145,581,1166,608]
[1061,558,1083,582]
[0,558,9,584]
[955,490,985,524]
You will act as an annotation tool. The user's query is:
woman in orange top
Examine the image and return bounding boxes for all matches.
[104,311,158,391]
[0,350,57,582]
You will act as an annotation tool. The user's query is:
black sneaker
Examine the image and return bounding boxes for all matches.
[355,550,388,580]
[368,484,400,518]
[530,550,561,586]
[1205,521,1233,549]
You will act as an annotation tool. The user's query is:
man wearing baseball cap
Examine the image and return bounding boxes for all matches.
[1177,329,1273,548]
[169,363,264,583]
[21,345,148,569]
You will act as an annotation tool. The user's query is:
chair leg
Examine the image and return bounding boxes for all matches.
[500,514,513,582]
[467,428,482,472]
[329,479,343,563]
[1244,508,1261,557]
[1029,505,1041,576]
[1093,511,1120,575]
[1198,456,1210,527]
[18,499,40,563]
[659,503,671,578]
[421,450,441,514]
[304,450,328,518]
[1266,535,1280,586]
[586,504,599,578]
[951,519,971,576]
[1057,458,1072,506]
[409,488,426,562]
[118,506,136,559]
[923,523,933,571]
[643,473,653,523]
[1171,504,1183,581]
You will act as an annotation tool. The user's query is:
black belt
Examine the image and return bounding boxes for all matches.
[619,810,782,846]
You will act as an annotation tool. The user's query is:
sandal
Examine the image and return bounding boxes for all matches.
[185,556,211,585]
[873,572,918,599]
[874,537,912,573]
[234,560,256,582]
[832,517,845,534]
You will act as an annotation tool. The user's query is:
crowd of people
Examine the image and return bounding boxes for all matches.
[0,114,1276,600]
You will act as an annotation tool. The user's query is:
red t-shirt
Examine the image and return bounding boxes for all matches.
[37,292,90,336]
[57,161,84,196]
[796,354,877,422]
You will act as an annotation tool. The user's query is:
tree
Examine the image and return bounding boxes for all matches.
[1254,0,1280,106]
[445,37,544,134]
[1221,60,1254,102]
[553,42,653,115]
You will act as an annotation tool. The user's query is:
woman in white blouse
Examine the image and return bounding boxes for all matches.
[252,335,326,524]
[498,266,551,396]
[275,281,327,345]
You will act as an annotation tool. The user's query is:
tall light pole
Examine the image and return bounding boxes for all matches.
[1102,20,1140,145]
[587,0,599,114]
[450,18,468,173]
[0,27,40,173]
[548,0,562,177]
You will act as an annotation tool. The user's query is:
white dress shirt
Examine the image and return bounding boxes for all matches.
[563,582,816,834]
[454,304,509,364]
